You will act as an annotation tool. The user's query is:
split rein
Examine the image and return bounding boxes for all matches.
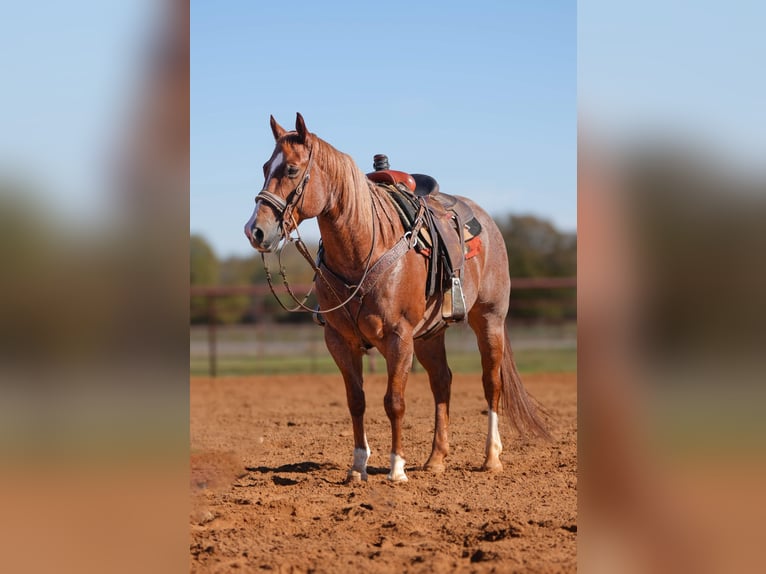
[259,222,378,316]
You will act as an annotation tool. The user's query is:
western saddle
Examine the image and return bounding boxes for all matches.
[366,155,481,322]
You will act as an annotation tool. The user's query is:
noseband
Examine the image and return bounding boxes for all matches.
[255,145,315,236]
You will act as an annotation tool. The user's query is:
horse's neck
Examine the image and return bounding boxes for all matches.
[316,158,387,281]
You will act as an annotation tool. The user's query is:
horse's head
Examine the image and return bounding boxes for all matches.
[245,113,324,252]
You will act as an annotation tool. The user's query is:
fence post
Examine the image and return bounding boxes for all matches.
[207,295,217,378]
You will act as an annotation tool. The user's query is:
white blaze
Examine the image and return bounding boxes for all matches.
[265,151,284,186]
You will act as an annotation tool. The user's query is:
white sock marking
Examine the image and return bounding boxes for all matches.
[348,436,370,481]
[486,409,503,460]
[387,453,408,482]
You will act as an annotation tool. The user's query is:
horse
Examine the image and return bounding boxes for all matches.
[245,113,550,482]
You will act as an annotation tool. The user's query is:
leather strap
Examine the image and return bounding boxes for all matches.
[355,233,413,299]
[320,232,413,301]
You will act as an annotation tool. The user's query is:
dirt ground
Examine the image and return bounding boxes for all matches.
[190,372,577,573]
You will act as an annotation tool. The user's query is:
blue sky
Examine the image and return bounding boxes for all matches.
[3,2,761,261]
[191,1,576,257]
[0,1,157,220]
[579,1,766,169]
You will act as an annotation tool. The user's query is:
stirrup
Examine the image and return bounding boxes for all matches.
[442,276,466,322]
[312,305,326,326]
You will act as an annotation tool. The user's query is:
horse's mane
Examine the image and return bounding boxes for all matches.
[311,136,402,246]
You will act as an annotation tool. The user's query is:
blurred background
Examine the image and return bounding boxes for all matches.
[1,0,764,572]
[579,1,766,572]
[0,1,189,572]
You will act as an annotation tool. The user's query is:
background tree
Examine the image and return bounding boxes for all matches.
[497,214,576,321]
[219,243,320,323]
[190,234,219,323]
[217,254,263,323]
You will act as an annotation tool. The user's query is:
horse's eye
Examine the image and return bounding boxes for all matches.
[286,165,300,179]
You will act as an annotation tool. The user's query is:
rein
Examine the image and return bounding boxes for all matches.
[260,215,377,315]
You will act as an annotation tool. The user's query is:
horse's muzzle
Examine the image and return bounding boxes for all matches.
[245,222,280,252]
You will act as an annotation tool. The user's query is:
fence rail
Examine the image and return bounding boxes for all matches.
[190,277,575,377]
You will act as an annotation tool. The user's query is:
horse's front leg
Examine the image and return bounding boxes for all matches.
[325,326,369,481]
[382,330,415,482]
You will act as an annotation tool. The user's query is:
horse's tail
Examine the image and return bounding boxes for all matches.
[500,326,552,440]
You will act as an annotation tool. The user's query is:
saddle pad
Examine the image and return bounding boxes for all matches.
[464,235,482,260]
[463,217,482,260]
[465,216,482,238]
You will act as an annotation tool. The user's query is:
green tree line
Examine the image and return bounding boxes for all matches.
[191,214,576,324]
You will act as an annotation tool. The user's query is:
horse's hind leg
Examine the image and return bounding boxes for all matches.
[325,327,369,481]
[468,305,506,472]
[414,331,452,473]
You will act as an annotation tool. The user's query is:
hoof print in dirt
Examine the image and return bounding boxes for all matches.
[479,521,523,541]
[467,549,498,563]
[190,542,215,557]
[272,475,300,486]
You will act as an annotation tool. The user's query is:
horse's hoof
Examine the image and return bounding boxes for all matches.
[481,460,503,473]
[387,453,408,482]
[424,462,446,474]
[346,469,368,483]
[386,472,409,482]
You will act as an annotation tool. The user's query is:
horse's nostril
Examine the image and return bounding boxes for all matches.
[253,227,265,244]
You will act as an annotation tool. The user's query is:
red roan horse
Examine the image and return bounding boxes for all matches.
[245,113,549,482]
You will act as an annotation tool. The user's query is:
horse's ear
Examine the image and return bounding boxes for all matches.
[295,112,309,143]
[270,115,286,140]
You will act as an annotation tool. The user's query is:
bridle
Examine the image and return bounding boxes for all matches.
[254,143,379,316]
